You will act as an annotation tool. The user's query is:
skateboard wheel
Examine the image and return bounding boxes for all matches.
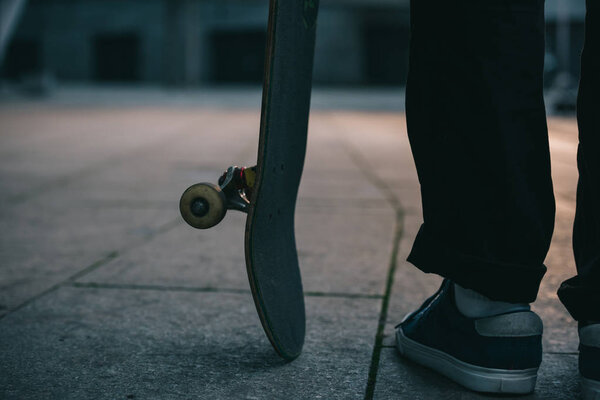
[179,183,227,229]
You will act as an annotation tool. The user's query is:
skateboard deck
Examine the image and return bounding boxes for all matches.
[179,0,319,360]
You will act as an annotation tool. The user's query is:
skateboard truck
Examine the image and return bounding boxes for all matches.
[179,166,257,229]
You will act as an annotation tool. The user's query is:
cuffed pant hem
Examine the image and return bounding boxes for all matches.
[558,275,600,322]
[407,224,546,304]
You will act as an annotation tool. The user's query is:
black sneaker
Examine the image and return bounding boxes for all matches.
[580,322,600,400]
[396,279,543,394]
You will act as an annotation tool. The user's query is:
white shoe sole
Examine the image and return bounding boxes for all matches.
[396,328,538,394]
[582,377,600,400]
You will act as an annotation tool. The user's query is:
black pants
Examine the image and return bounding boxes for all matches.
[406,0,600,321]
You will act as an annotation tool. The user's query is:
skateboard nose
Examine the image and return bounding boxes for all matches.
[190,198,209,217]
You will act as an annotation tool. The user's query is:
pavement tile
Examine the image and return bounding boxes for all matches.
[297,206,396,295]
[77,205,396,297]
[76,215,248,290]
[0,108,258,205]
[0,108,257,316]
[0,201,176,316]
[299,170,387,203]
[0,285,379,400]
[0,108,199,203]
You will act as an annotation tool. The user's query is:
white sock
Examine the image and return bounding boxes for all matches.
[454,283,530,318]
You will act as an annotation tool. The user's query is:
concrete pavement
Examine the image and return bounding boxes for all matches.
[0,88,582,399]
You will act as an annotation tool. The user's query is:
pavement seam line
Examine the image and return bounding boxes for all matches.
[66,282,384,300]
[70,282,249,295]
[333,131,406,400]
[364,212,404,400]
[0,217,182,321]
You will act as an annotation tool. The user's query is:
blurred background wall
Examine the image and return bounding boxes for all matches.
[0,0,587,90]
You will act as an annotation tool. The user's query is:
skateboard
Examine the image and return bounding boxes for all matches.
[179,0,319,361]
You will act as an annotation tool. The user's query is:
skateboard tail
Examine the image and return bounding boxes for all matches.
[245,215,306,360]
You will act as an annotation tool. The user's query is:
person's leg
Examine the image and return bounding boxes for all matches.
[405,0,554,303]
[397,0,551,394]
[557,0,600,325]
[557,2,600,398]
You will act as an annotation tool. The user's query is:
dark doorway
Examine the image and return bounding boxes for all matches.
[210,30,266,83]
[363,25,409,86]
[1,39,41,79]
[93,33,141,82]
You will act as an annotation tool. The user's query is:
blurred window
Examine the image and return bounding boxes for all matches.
[210,30,266,84]
[93,33,141,82]
[1,39,41,80]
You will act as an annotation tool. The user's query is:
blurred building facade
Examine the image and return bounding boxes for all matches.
[0,0,586,88]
